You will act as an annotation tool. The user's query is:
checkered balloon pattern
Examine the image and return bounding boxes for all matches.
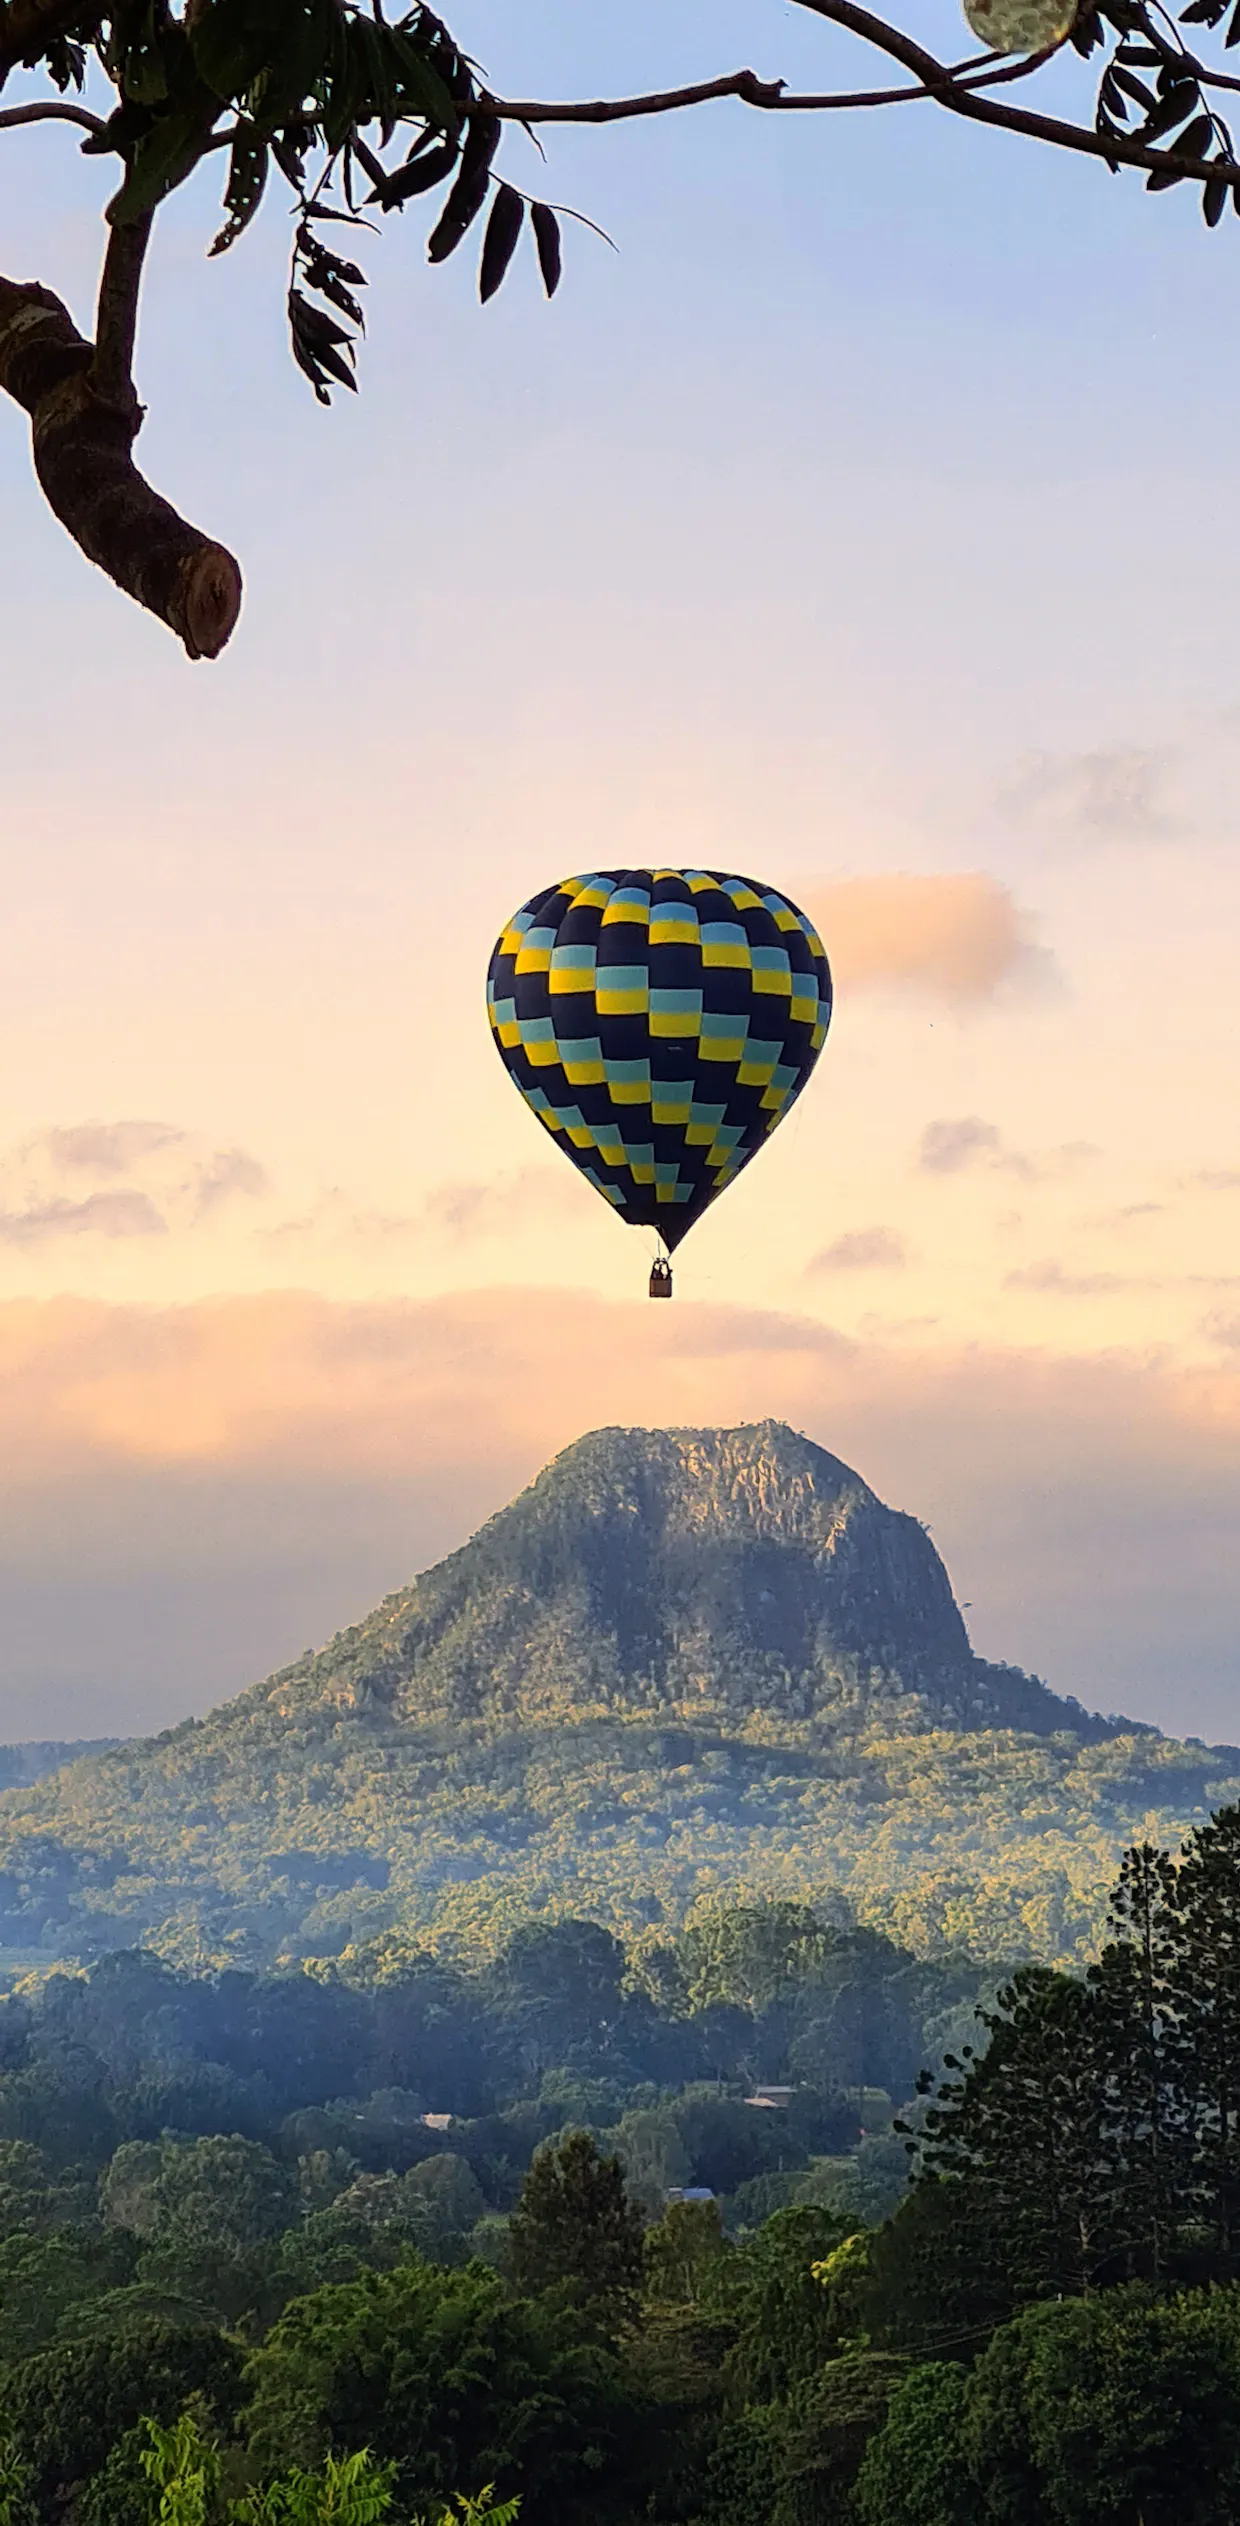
[487,869,832,1253]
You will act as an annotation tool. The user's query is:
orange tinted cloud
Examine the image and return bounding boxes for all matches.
[806,873,1046,1003]
[808,1227,908,1273]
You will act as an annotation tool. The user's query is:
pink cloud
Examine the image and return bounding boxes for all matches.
[805,873,1049,1005]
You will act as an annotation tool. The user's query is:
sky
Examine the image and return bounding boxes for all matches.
[0,0,1238,1741]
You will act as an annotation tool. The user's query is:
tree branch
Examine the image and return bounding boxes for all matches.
[791,0,1240,189]
[0,269,242,655]
[493,9,1240,193]
[488,51,1061,125]
[91,206,151,405]
[0,98,106,135]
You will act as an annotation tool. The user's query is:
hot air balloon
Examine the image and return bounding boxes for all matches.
[486,868,832,1296]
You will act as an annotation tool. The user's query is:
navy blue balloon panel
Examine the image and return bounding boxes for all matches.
[487,868,832,1253]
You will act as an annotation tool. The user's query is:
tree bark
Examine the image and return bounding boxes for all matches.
[0,270,241,657]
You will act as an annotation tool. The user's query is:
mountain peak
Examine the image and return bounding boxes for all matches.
[0,1420,1155,1969]
[251,1420,1088,1744]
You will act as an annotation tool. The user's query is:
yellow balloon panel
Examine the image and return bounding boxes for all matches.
[962,0,1076,50]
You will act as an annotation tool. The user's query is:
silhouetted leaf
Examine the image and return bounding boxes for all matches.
[1142,80,1200,140]
[1204,168,1231,218]
[209,126,267,254]
[531,199,562,297]
[1111,66,1156,108]
[271,129,307,188]
[368,136,457,204]
[426,109,499,261]
[45,33,86,88]
[1177,111,1216,157]
[479,182,523,301]
[289,290,353,349]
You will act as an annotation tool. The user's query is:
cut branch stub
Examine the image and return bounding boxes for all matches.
[0,275,241,656]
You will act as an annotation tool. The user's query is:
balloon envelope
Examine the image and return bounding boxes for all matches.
[487,868,832,1254]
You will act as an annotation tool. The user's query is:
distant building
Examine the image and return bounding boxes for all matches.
[420,2113,453,2130]
[744,2085,794,2109]
[666,2186,716,2204]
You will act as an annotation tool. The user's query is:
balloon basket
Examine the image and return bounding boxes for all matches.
[648,1259,673,1300]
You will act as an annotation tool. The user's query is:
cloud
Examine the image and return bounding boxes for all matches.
[0,1191,167,1246]
[917,1118,1097,1183]
[809,1227,908,1273]
[1196,1170,1240,1193]
[998,746,1180,840]
[0,1121,269,1243]
[1203,1312,1240,1351]
[0,1287,1239,1739]
[36,1121,184,1178]
[804,873,1048,1005]
[424,1166,591,1238]
[193,1149,269,1213]
[918,1117,1003,1174]
[1005,1259,1125,1298]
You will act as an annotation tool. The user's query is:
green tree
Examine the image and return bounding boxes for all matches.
[3,2327,244,2517]
[643,2198,727,2310]
[1168,1806,1240,2269]
[508,2129,644,2322]
[964,2287,1240,2526]
[710,2206,852,2401]
[855,2363,977,2526]
[680,1904,831,2017]
[4,0,1240,650]
[916,1967,1123,2301]
[777,2352,912,2525]
[241,2259,645,2521]
[858,2175,1013,2360]
[1086,1839,1189,2286]
[0,2218,142,2360]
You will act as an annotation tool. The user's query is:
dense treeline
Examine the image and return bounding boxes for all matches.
[0,1715,1232,1978]
[8,1817,1240,2517]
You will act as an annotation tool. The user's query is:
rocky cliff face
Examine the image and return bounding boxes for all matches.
[260,1421,1113,1743]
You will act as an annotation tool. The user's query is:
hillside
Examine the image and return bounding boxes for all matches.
[0,1421,1233,1973]
[0,1739,120,1792]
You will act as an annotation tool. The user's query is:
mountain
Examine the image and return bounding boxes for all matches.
[253,1420,1121,1743]
[0,1422,1232,1975]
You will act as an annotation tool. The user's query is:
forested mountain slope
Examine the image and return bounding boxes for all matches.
[0,1741,120,1792]
[0,1422,1232,1973]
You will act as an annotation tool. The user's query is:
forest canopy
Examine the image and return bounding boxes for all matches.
[3,1811,1240,2521]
